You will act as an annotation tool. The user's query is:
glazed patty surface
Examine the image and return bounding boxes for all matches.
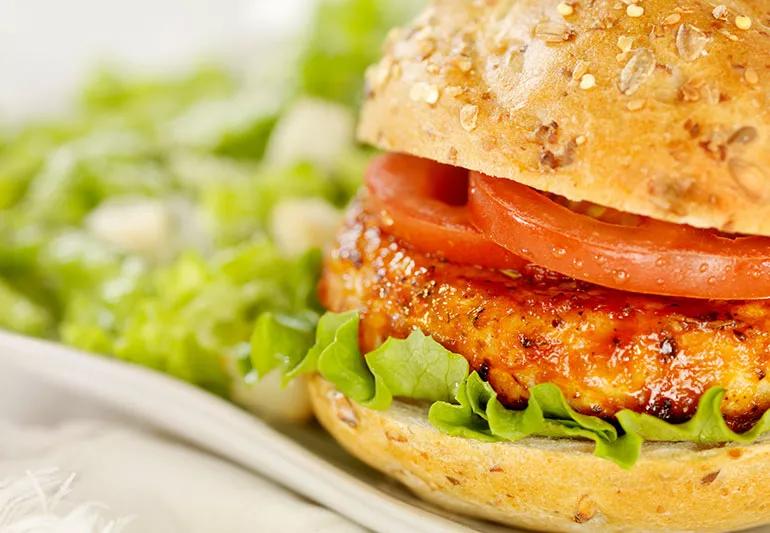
[319,204,770,432]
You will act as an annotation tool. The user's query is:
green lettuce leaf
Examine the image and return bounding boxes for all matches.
[430,373,642,467]
[617,388,770,444]
[258,311,770,469]
[284,309,356,382]
[253,309,469,409]
[250,311,316,380]
[366,331,469,409]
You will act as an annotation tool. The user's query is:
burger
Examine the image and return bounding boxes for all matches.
[262,0,770,530]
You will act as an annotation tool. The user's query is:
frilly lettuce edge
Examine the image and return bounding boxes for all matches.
[251,310,770,469]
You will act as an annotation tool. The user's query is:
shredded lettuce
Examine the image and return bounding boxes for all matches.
[53,243,323,396]
[253,310,770,468]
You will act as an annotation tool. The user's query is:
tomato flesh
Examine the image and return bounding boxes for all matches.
[363,153,770,299]
[468,172,770,300]
[364,154,528,270]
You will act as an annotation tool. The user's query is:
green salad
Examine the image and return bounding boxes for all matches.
[0,0,418,399]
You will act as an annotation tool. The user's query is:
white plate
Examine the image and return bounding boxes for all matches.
[0,330,517,533]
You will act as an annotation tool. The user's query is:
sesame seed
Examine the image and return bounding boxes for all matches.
[575,135,587,145]
[626,99,646,111]
[615,36,634,62]
[557,2,574,17]
[366,58,393,92]
[626,4,644,18]
[712,5,728,20]
[663,13,681,25]
[572,60,589,81]
[409,82,440,105]
[617,35,634,52]
[745,68,759,85]
[460,104,479,132]
[735,15,752,30]
[579,73,596,90]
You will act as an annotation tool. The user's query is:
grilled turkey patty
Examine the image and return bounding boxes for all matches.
[319,203,770,431]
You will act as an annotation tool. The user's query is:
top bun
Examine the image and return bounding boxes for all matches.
[358,0,770,236]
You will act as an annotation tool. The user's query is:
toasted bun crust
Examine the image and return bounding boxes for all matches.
[309,375,770,532]
[358,0,770,236]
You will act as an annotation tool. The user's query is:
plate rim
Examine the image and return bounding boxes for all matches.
[0,329,477,533]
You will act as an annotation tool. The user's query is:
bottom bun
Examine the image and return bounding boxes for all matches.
[308,375,770,532]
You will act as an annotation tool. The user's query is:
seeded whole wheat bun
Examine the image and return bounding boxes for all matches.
[346,1,770,530]
[309,376,770,532]
[358,0,770,236]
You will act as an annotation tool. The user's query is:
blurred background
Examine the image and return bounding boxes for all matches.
[1,0,319,120]
[0,1,423,531]
[0,0,420,399]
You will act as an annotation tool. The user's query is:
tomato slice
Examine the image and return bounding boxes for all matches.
[468,172,770,300]
[365,154,527,270]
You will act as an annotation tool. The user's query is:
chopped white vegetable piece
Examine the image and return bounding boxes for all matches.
[230,371,313,423]
[270,197,342,256]
[265,97,355,169]
[86,197,171,258]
